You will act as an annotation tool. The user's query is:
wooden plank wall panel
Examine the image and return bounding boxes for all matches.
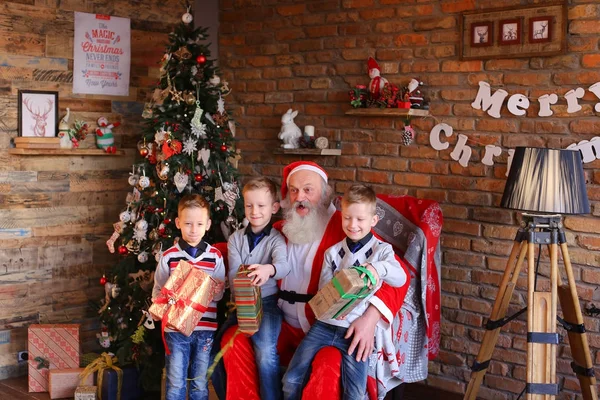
[0,0,180,380]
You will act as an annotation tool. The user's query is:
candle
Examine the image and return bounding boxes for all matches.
[304,125,315,137]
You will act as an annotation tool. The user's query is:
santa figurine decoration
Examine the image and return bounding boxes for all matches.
[367,57,388,99]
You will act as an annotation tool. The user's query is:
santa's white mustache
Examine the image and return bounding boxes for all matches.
[293,200,312,211]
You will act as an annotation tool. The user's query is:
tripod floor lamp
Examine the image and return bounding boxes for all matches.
[464,147,597,400]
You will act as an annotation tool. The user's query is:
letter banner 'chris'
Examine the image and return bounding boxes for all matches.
[73,12,131,96]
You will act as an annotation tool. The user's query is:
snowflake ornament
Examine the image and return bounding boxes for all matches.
[217,96,225,114]
[182,136,197,155]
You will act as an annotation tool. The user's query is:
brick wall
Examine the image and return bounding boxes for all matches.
[0,0,171,379]
[218,1,600,398]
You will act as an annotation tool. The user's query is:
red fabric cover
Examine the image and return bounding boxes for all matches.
[213,242,229,275]
[378,195,442,360]
[222,321,341,400]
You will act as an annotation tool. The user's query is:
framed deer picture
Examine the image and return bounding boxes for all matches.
[459,2,566,60]
[18,90,59,137]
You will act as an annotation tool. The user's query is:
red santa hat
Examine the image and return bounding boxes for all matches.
[281,161,328,199]
[367,57,380,72]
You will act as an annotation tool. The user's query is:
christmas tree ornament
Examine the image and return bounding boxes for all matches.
[159,53,171,76]
[169,87,184,105]
[106,222,123,253]
[184,91,196,105]
[228,120,236,137]
[142,102,154,119]
[174,171,189,193]
[97,328,112,348]
[181,7,193,24]
[222,182,240,214]
[155,127,168,144]
[191,101,206,138]
[148,229,158,241]
[119,210,131,223]
[137,251,149,263]
[197,148,210,165]
[220,143,227,152]
[128,166,139,186]
[196,54,206,64]
[209,74,220,86]
[137,139,149,157]
[157,161,170,180]
[111,284,121,298]
[194,173,203,183]
[118,245,128,255]
[138,174,150,189]
[221,80,232,96]
[217,95,225,114]
[182,136,197,156]
[133,225,148,242]
[401,124,415,146]
[214,186,225,202]
[142,310,156,330]
[173,46,192,60]
[153,242,163,262]
[100,274,107,285]
[158,223,166,236]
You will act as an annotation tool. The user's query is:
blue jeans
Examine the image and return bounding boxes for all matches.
[165,330,214,400]
[210,294,283,400]
[282,321,368,400]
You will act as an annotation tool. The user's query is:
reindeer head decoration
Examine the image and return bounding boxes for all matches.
[22,96,54,137]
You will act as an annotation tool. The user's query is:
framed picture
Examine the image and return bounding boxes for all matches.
[499,19,521,45]
[18,90,58,137]
[471,22,493,47]
[459,2,566,60]
[529,16,552,43]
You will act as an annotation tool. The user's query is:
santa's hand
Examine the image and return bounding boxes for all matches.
[345,305,380,362]
[360,263,379,289]
[246,264,274,287]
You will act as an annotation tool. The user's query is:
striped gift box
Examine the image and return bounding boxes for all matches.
[28,324,80,393]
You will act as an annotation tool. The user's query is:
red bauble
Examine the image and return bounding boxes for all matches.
[197,54,206,64]
[158,227,166,236]
[194,173,203,182]
[100,275,107,285]
[139,148,149,157]
[220,144,227,151]
[163,218,171,225]
[118,245,128,255]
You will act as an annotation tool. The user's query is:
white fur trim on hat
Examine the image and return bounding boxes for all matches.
[286,165,328,185]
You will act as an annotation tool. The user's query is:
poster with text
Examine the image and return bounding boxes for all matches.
[73,12,130,96]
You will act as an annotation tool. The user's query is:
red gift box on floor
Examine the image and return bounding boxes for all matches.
[28,324,80,392]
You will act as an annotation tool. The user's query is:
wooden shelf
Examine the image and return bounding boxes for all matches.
[8,148,126,156]
[345,108,429,117]
[274,148,342,156]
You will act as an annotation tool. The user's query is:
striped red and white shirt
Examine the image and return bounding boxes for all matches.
[152,240,225,332]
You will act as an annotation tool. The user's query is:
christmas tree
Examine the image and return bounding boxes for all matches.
[97,9,242,391]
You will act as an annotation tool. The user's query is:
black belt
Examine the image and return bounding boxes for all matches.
[279,290,313,304]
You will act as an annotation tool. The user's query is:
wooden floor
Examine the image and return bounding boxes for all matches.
[0,376,463,399]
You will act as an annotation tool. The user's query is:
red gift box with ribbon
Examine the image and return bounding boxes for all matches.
[149,260,223,353]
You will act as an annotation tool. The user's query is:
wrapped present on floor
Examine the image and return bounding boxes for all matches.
[309,266,375,320]
[75,385,97,400]
[80,353,143,400]
[28,324,80,393]
[233,265,262,335]
[48,368,94,399]
[99,365,143,400]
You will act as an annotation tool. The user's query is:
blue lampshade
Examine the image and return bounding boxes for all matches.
[501,147,590,215]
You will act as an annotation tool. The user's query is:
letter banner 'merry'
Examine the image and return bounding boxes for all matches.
[73,12,130,96]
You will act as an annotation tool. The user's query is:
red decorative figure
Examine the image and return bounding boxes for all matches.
[367,57,388,99]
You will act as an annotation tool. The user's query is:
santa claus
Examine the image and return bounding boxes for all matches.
[212,161,412,400]
[368,57,388,100]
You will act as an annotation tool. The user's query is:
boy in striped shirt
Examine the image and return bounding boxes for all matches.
[152,194,225,400]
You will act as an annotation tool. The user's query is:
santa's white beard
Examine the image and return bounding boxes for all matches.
[282,200,328,244]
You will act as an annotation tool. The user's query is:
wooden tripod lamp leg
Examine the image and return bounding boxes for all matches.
[526,241,558,400]
[464,240,527,400]
[557,243,598,400]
